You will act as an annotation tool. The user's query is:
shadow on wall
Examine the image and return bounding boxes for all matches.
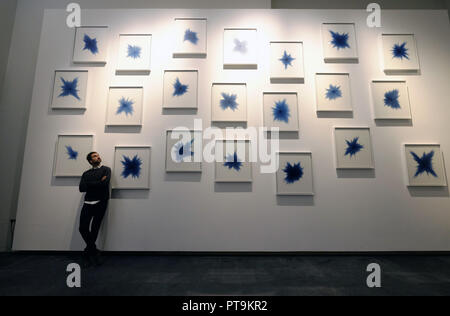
[70,197,85,251]
[337,169,376,179]
[276,195,314,206]
[215,182,253,193]
[408,186,449,198]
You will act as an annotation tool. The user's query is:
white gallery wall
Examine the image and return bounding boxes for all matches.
[12,9,450,252]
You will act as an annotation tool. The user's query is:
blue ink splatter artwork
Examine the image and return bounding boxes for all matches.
[121,155,142,179]
[224,152,243,171]
[116,97,134,116]
[173,78,189,97]
[233,39,248,54]
[384,89,401,109]
[392,42,409,60]
[173,139,195,163]
[345,137,364,158]
[272,99,290,123]
[279,51,295,70]
[283,162,304,184]
[184,29,199,45]
[329,31,350,50]
[220,93,239,111]
[326,84,342,101]
[127,45,141,59]
[59,77,81,101]
[65,146,78,160]
[83,34,99,55]
[411,151,438,178]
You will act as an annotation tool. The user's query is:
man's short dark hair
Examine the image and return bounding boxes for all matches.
[86,152,98,163]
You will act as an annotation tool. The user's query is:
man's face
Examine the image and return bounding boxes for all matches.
[89,152,102,166]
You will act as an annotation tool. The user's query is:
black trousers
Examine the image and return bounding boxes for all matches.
[79,200,108,254]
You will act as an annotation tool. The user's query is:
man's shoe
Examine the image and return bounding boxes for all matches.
[92,251,104,267]
[82,253,93,268]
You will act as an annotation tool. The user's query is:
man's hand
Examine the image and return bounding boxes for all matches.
[101,176,107,181]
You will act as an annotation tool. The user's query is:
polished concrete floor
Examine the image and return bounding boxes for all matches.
[0,253,449,296]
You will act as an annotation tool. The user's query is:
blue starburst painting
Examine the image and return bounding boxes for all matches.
[384,89,401,109]
[184,29,199,45]
[220,93,239,111]
[326,84,342,101]
[127,45,141,59]
[411,151,438,178]
[173,139,195,163]
[116,97,134,116]
[283,162,304,184]
[59,77,81,101]
[329,31,350,50]
[173,78,189,97]
[279,51,295,70]
[272,99,290,123]
[233,39,248,54]
[345,137,364,158]
[83,34,99,55]
[224,152,243,171]
[121,155,142,179]
[392,42,409,60]
[65,146,78,160]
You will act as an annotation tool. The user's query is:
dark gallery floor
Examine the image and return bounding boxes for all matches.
[0,253,449,296]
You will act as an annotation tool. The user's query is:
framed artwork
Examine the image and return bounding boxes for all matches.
[334,127,375,169]
[73,26,109,64]
[106,87,144,126]
[371,80,412,120]
[404,144,447,187]
[215,140,252,183]
[166,130,202,173]
[270,42,304,81]
[211,83,247,123]
[321,23,358,63]
[117,34,152,72]
[316,73,353,112]
[163,70,198,109]
[263,92,299,132]
[53,135,93,177]
[223,28,257,69]
[51,70,88,109]
[382,34,420,72]
[276,152,314,196]
[173,18,207,58]
[112,146,151,190]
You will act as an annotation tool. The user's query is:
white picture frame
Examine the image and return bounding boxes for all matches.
[334,127,375,170]
[116,34,152,72]
[163,70,198,109]
[173,18,207,58]
[403,144,447,187]
[53,135,94,177]
[276,152,314,196]
[270,41,304,82]
[215,140,252,183]
[321,23,358,63]
[106,87,144,126]
[211,83,247,123]
[73,26,109,64]
[112,146,151,190]
[382,34,420,73]
[316,73,353,113]
[51,70,88,110]
[166,130,202,173]
[371,80,412,120]
[223,28,257,69]
[263,92,299,132]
